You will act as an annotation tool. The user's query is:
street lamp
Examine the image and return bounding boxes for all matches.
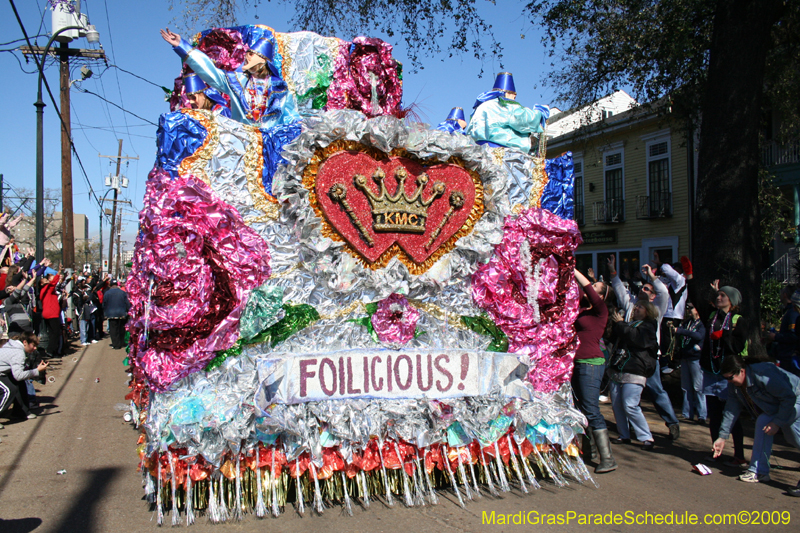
[99,188,115,273]
[34,19,99,261]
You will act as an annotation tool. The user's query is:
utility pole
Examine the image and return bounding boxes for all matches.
[22,38,104,268]
[107,140,121,277]
[59,42,74,269]
[99,140,136,277]
[115,216,123,277]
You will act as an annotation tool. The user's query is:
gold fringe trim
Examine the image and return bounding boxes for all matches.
[274,33,293,93]
[302,140,485,275]
[243,126,280,222]
[528,156,548,209]
[407,298,468,330]
[178,109,220,185]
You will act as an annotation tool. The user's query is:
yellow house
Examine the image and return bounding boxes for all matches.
[547,93,693,282]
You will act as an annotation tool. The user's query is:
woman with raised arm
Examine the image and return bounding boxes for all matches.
[572,269,616,473]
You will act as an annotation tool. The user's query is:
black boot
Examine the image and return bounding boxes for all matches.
[585,429,599,463]
[592,428,618,473]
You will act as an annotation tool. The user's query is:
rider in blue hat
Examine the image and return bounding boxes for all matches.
[465,72,550,153]
[183,74,232,118]
[435,107,467,134]
[160,28,299,128]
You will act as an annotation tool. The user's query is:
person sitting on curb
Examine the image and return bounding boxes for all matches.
[713,354,800,496]
[0,331,47,428]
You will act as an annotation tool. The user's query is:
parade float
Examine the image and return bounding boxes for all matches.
[126,24,587,525]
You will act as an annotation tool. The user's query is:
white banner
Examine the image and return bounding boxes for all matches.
[254,349,530,407]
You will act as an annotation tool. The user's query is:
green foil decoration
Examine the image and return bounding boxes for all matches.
[239,284,285,341]
[460,315,509,352]
[205,340,243,371]
[206,303,322,372]
[297,54,333,109]
[247,303,321,346]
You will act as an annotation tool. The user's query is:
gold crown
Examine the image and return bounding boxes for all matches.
[354,167,445,234]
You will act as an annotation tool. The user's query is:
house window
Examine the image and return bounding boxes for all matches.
[647,138,671,216]
[573,160,584,226]
[604,150,624,221]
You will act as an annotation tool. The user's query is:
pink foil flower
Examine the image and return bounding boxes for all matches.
[327,37,403,118]
[471,208,582,392]
[127,168,271,391]
[371,294,420,345]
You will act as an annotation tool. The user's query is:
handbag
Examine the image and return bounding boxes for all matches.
[608,341,630,371]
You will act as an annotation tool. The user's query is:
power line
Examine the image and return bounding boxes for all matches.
[0,34,48,47]
[9,0,105,214]
[72,85,158,126]
[103,0,139,156]
[108,64,168,89]
[0,49,39,74]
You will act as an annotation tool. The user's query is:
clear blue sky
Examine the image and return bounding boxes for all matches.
[0,0,561,251]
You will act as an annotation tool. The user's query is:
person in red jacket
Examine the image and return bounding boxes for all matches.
[39,267,63,358]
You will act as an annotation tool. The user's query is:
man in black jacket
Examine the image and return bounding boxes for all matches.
[103,280,130,350]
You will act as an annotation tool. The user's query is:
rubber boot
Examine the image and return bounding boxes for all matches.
[592,428,618,473]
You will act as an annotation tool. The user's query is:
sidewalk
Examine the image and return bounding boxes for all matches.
[0,339,797,532]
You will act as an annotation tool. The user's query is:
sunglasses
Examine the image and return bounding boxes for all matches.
[641,286,653,293]
[723,373,737,381]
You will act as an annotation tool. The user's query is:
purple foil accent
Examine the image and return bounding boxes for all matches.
[327,37,403,118]
[127,168,271,391]
[197,28,248,72]
[471,208,582,392]
[370,293,420,345]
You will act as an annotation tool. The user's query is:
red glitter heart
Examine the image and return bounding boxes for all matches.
[310,145,483,273]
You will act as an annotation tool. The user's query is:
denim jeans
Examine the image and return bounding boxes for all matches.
[749,412,800,475]
[681,357,707,420]
[571,361,607,430]
[80,319,88,344]
[644,360,679,426]
[610,381,653,442]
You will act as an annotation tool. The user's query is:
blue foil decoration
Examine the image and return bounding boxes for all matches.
[156,112,208,178]
[542,151,575,220]
[435,120,465,134]
[261,121,302,195]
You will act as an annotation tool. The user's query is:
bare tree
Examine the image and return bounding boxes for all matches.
[5,187,66,262]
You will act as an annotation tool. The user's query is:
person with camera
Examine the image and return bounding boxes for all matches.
[607,300,661,450]
[0,331,47,426]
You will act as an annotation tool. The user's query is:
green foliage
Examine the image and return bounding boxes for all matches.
[763,1,800,142]
[524,0,714,114]
[760,278,784,328]
[759,168,797,250]
[168,0,502,73]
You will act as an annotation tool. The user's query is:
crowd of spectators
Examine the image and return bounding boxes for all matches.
[0,213,130,435]
[573,254,800,498]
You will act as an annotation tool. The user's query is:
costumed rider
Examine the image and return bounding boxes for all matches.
[435,107,467,134]
[182,73,232,118]
[160,28,300,128]
[465,72,550,153]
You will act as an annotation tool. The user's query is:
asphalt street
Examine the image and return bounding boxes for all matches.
[1,338,798,532]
